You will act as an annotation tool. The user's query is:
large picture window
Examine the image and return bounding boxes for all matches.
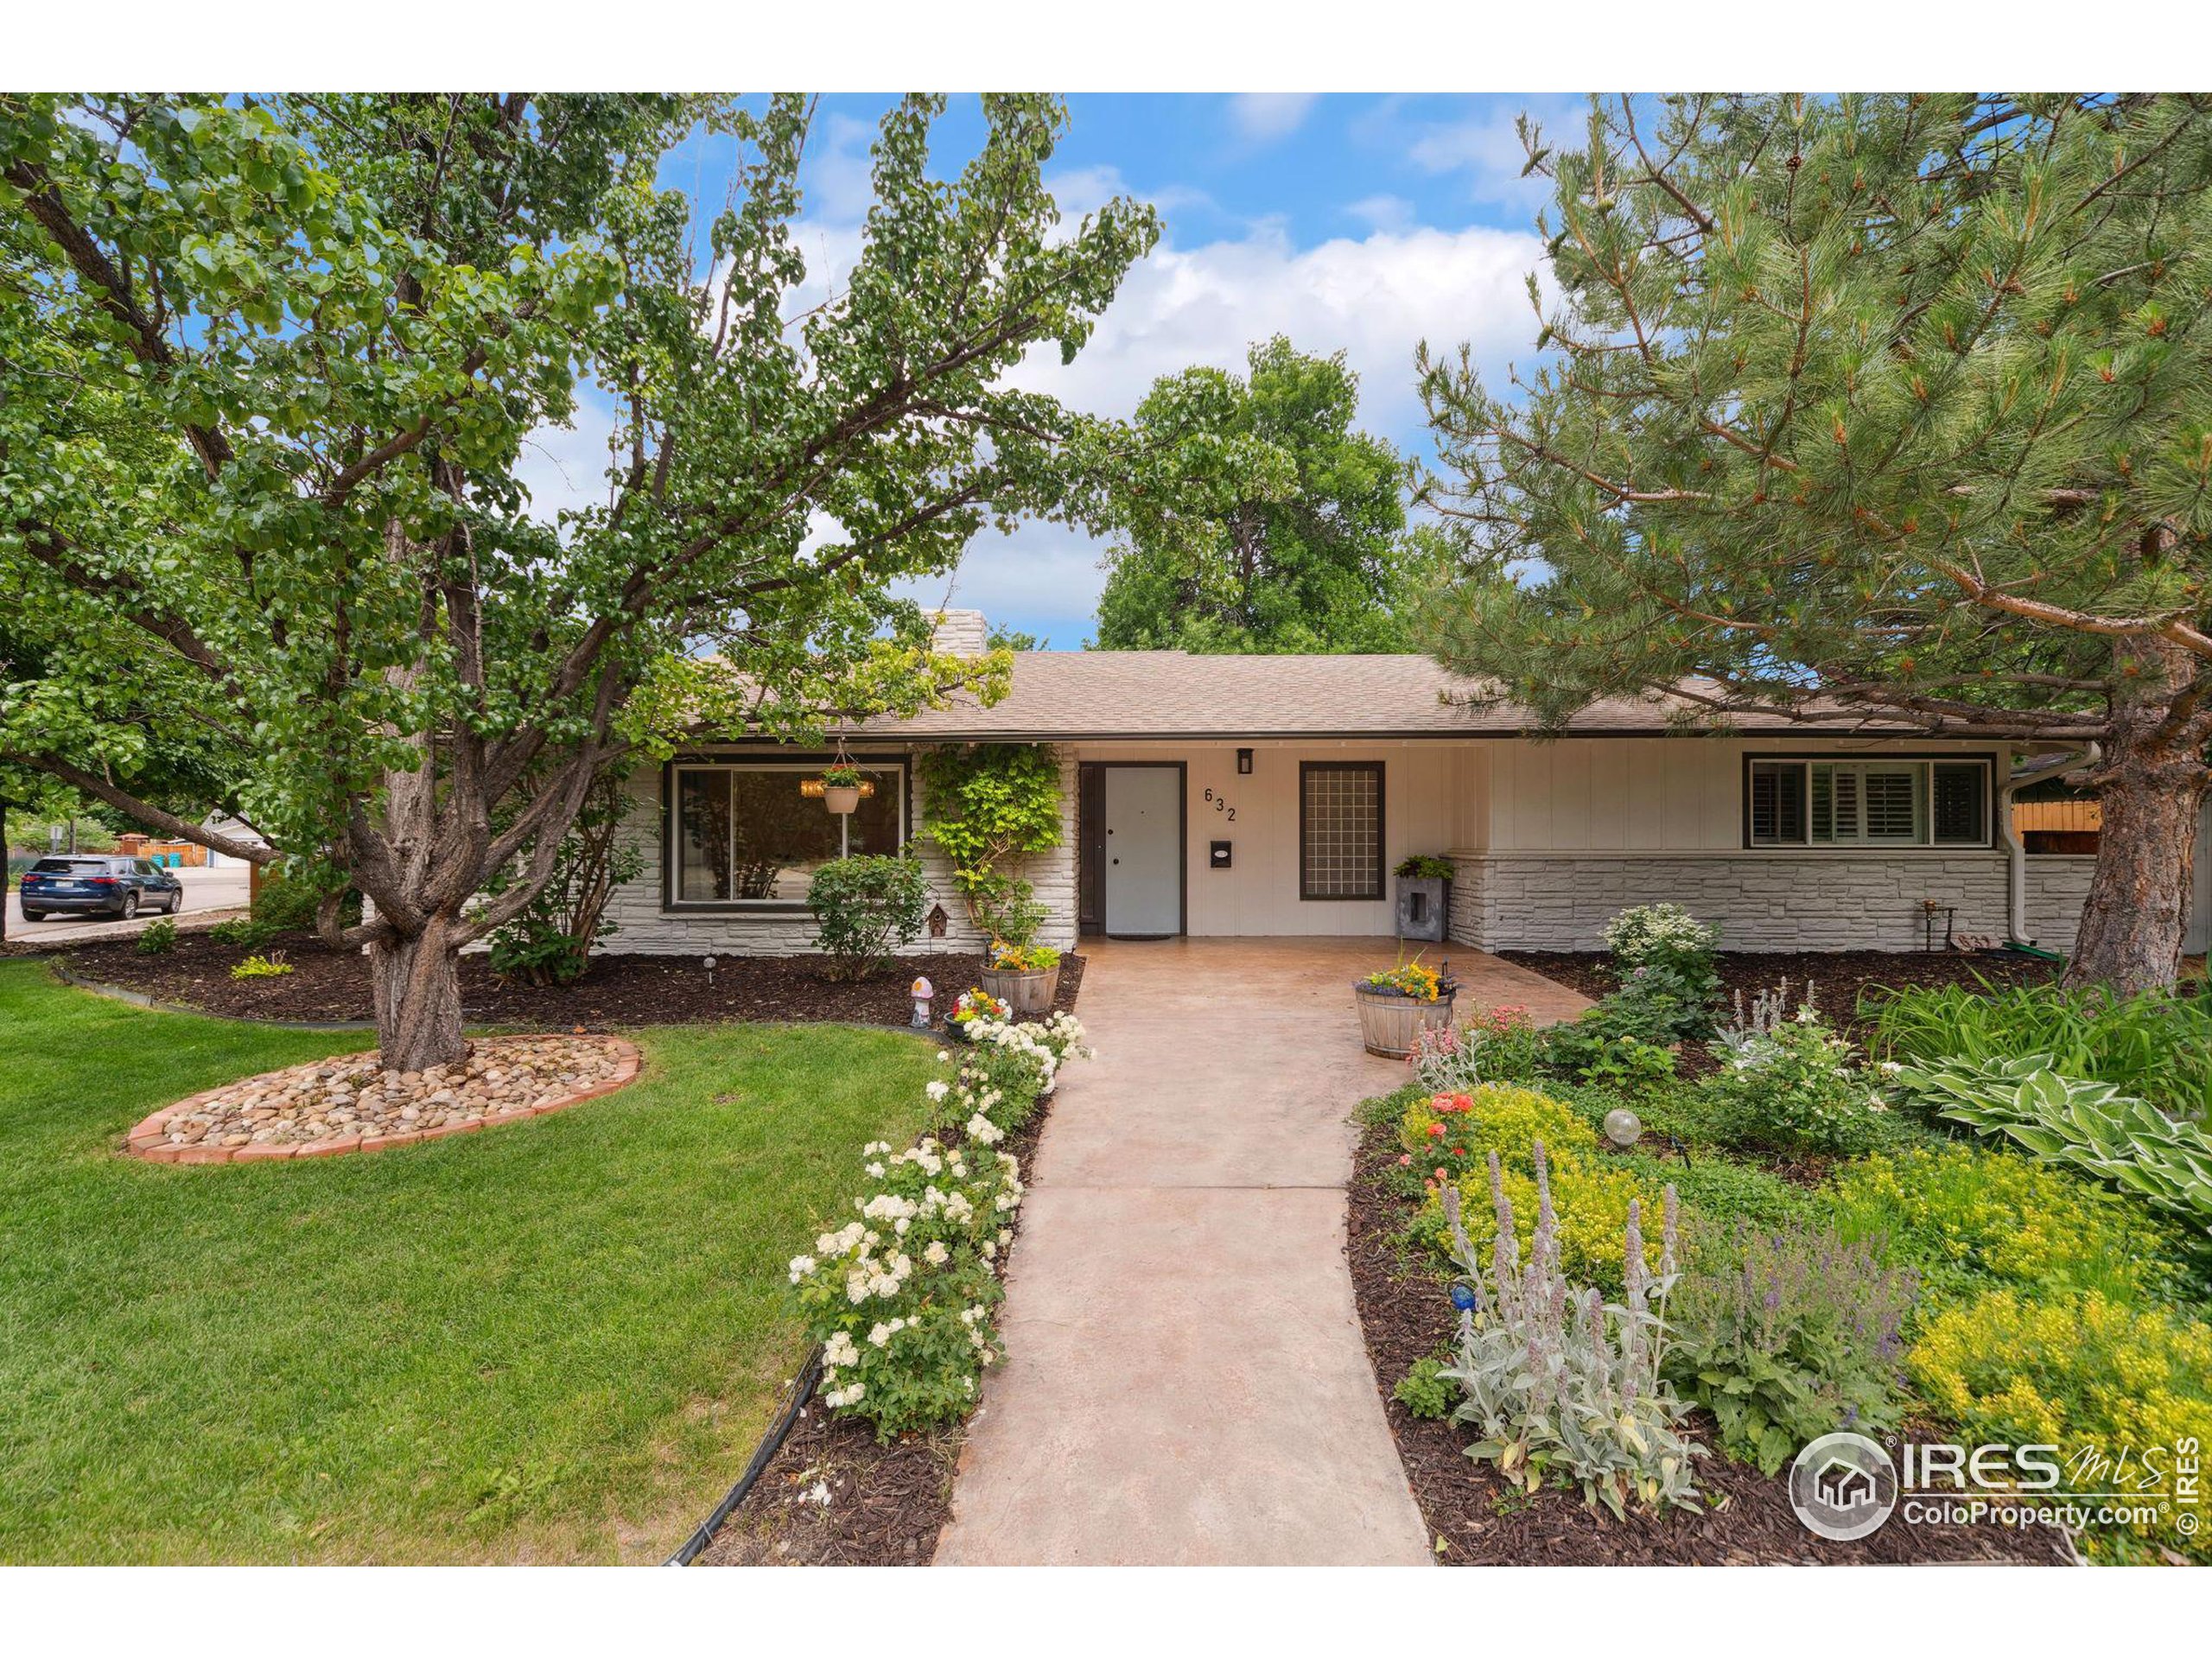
[1300,761,1384,900]
[1746,757,1990,849]
[669,759,906,907]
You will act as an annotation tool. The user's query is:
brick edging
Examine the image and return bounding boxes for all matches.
[122,1036,644,1165]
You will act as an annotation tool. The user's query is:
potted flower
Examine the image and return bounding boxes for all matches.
[978,940,1061,1016]
[946,986,1010,1042]
[1352,959,1459,1058]
[1393,854,1454,943]
[820,763,865,816]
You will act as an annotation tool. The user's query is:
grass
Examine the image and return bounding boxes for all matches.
[0,961,938,1563]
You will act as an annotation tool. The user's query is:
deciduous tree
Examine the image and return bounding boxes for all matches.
[0,93,1154,1063]
[1096,336,1414,652]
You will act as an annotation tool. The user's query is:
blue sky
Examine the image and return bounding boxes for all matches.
[524,93,1585,646]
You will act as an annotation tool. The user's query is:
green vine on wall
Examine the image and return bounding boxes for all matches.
[916,744,1063,946]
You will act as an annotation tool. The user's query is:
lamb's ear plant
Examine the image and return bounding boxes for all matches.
[1438,1145,1701,1519]
[1896,1057,2212,1236]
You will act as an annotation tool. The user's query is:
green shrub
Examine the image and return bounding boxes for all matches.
[208,916,279,949]
[1827,1142,2195,1307]
[1704,995,1891,1155]
[486,775,644,987]
[1910,1288,2212,1563]
[229,951,293,979]
[134,917,178,956]
[1663,1221,1916,1474]
[789,1135,1024,1440]
[250,870,359,932]
[1600,903,1719,1030]
[805,855,929,982]
[1545,1027,1677,1091]
[1393,1355,1456,1419]
[1862,976,2212,1120]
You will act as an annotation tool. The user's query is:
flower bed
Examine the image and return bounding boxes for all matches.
[695,1009,1094,1565]
[124,1035,640,1163]
[1363,902,2212,1566]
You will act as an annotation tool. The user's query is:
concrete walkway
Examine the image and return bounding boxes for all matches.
[932,937,1590,1566]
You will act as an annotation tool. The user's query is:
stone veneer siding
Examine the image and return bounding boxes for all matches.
[597,750,1079,957]
[1447,851,2098,955]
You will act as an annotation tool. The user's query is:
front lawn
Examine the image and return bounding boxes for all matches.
[0,962,937,1563]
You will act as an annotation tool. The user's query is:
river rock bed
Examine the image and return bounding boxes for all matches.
[145,1035,632,1153]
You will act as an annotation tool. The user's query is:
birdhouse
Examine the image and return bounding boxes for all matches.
[926,904,948,938]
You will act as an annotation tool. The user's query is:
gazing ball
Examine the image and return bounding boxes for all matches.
[1603,1107,1643,1149]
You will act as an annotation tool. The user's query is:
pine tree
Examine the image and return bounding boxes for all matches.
[1419,95,2212,992]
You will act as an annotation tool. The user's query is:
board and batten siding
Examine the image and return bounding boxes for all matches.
[597,747,1077,957]
[1071,740,1478,938]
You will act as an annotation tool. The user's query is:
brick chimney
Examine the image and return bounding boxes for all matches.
[929,607,990,658]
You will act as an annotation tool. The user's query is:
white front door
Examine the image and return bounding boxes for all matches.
[1103,766,1182,937]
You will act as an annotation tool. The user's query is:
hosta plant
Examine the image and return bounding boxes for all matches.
[1437,1147,1701,1519]
[1895,1056,2212,1236]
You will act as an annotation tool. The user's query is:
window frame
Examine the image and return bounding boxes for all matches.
[660,751,912,912]
[1741,753,1993,851]
[1299,760,1387,902]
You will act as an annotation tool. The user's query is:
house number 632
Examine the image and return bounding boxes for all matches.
[1203,787,1237,823]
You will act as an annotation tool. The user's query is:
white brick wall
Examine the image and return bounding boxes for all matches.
[599,750,1077,957]
[1446,851,2095,954]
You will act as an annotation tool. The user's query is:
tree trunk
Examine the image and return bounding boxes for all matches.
[2066,654,2209,995]
[369,921,470,1071]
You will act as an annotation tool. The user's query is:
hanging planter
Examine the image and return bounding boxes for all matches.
[818,763,865,817]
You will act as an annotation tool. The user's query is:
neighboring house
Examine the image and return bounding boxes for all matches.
[601,610,2212,958]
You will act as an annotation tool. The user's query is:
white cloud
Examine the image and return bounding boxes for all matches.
[1227,93,1318,143]
[804,111,879,225]
[1344,193,1414,233]
[1405,97,1591,213]
[1003,219,1548,442]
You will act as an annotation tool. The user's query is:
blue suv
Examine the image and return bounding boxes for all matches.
[17,855,185,921]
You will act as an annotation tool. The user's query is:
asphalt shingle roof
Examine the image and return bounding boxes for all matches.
[837,652,1907,741]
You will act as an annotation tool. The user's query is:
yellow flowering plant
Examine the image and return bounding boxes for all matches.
[1910,1288,2212,1563]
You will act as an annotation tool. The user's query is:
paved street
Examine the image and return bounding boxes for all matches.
[5,865,252,946]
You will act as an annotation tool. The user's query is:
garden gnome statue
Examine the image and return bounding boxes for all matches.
[911,976,934,1028]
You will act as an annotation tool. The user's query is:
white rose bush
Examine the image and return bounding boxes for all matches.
[787,1013,1093,1439]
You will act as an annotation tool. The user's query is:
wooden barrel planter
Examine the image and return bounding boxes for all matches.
[978,963,1059,1018]
[1353,984,1456,1058]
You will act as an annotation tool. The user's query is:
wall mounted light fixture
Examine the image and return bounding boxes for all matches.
[1236,747,1254,774]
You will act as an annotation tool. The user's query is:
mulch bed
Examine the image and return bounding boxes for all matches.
[1345,1116,2064,1565]
[1496,948,2063,1039]
[41,930,1082,1032]
[694,1088,1058,1567]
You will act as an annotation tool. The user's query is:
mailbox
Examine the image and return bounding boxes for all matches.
[1209,840,1232,869]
